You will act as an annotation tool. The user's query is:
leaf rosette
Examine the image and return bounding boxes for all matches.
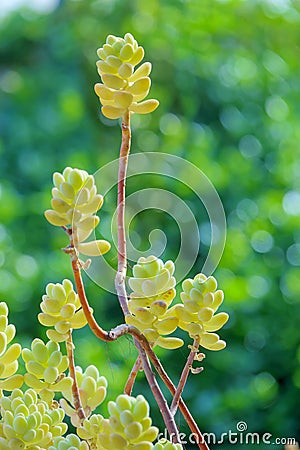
[44,167,110,258]
[126,256,183,350]
[38,279,87,343]
[95,33,159,119]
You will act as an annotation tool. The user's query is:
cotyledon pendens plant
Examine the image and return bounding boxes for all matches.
[0,33,229,450]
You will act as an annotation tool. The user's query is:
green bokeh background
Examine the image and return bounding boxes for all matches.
[0,0,299,448]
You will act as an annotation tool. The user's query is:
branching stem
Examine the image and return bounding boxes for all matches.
[114,111,182,441]
[136,342,180,443]
[124,356,142,395]
[64,109,210,450]
[68,249,209,449]
[71,257,113,342]
[145,346,209,450]
[65,330,85,423]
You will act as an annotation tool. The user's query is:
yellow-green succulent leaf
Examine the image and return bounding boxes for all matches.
[204,312,229,332]
[0,332,7,356]
[71,309,88,329]
[129,99,159,114]
[118,62,134,79]
[46,329,68,343]
[0,343,21,365]
[1,360,19,378]
[197,307,214,322]
[44,210,68,227]
[134,308,154,324]
[208,340,227,351]
[77,239,111,257]
[38,313,57,327]
[155,317,178,335]
[129,62,152,82]
[94,82,115,99]
[120,43,134,61]
[212,289,224,310]
[129,46,145,66]
[156,336,184,350]
[149,300,168,317]
[101,105,125,119]
[0,374,23,390]
[97,60,118,75]
[102,73,126,90]
[200,332,220,347]
[127,77,151,96]
[113,91,134,108]
[143,329,160,343]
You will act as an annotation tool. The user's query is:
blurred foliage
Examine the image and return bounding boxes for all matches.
[0,0,300,448]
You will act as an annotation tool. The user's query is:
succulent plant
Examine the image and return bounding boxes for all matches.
[0,388,67,449]
[77,414,104,441]
[49,434,89,450]
[126,256,183,350]
[128,255,176,301]
[96,394,158,450]
[38,279,87,343]
[0,302,23,391]
[22,338,72,403]
[60,365,107,427]
[0,30,236,450]
[95,33,159,119]
[44,167,110,257]
[171,273,229,351]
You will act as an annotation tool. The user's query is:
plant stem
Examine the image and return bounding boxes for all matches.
[170,337,200,416]
[65,330,85,423]
[66,255,209,449]
[110,323,210,448]
[136,342,181,444]
[63,227,113,342]
[124,356,142,395]
[144,345,209,450]
[115,110,131,316]
[71,257,113,342]
[64,109,209,448]
[114,111,182,442]
[69,256,209,448]
[121,329,209,449]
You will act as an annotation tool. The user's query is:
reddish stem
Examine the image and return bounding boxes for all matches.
[136,341,181,444]
[64,105,210,449]
[71,257,113,342]
[66,330,85,423]
[124,356,142,395]
[115,110,131,316]
[145,346,209,450]
[69,249,209,449]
